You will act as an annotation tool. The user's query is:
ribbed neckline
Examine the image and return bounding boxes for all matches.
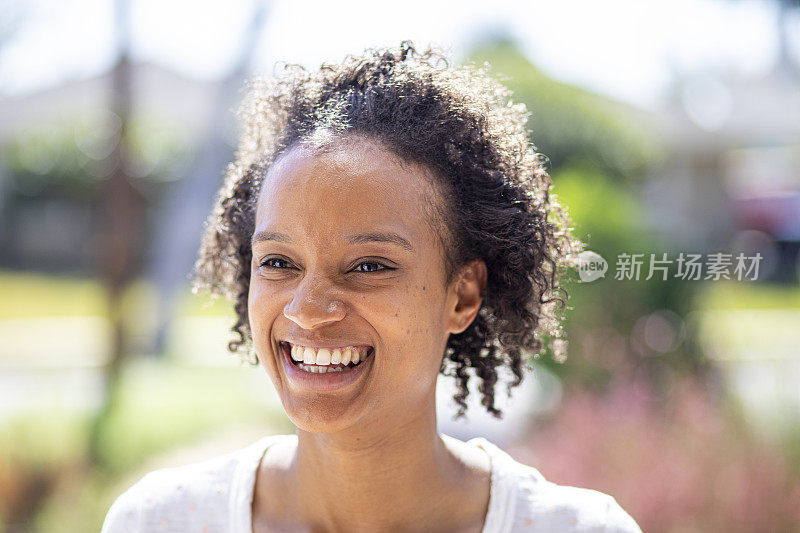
[233,434,517,533]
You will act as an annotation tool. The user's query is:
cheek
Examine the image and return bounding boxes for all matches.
[248,282,277,354]
[374,282,449,368]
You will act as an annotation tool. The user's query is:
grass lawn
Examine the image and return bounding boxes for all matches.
[696,279,800,311]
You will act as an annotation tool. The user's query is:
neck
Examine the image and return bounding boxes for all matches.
[286,403,474,531]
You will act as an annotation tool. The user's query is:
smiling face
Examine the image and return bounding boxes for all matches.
[248,137,484,434]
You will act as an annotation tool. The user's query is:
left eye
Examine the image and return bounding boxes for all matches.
[353,261,388,273]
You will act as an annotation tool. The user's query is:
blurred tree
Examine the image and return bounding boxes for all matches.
[468,38,661,182]
[88,0,141,468]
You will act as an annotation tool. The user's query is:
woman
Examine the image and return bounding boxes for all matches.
[102,42,641,532]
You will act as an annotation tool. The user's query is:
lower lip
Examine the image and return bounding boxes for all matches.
[280,343,373,391]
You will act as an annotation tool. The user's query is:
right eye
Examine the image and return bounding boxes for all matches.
[260,257,293,269]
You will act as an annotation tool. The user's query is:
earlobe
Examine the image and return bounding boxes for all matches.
[448,259,487,334]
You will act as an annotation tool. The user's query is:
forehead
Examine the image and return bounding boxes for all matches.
[254,139,443,247]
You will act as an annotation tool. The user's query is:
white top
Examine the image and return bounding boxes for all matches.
[101,434,642,532]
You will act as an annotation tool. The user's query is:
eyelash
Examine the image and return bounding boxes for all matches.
[352,261,389,273]
[261,257,293,270]
[259,257,393,273]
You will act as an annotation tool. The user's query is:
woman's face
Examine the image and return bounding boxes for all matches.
[248,138,484,434]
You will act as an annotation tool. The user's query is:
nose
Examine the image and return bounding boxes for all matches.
[283,275,346,329]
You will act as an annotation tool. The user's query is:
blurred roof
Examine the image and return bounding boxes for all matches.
[653,59,800,151]
[0,61,222,143]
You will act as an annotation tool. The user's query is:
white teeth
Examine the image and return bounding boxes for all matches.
[287,343,370,373]
[296,363,347,373]
[340,347,352,365]
[291,345,303,362]
[316,348,331,365]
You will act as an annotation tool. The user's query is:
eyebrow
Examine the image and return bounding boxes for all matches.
[251,230,414,252]
[251,230,291,246]
[347,232,414,252]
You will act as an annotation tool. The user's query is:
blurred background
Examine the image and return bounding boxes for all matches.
[1,0,799,531]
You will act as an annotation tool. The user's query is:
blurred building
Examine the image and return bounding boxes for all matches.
[646,36,800,282]
[0,63,222,272]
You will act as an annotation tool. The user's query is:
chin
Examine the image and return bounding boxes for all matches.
[281,395,364,434]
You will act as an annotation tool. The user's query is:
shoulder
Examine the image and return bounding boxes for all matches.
[101,434,289,533]
[510,481,642,533]
[469,438,641,533]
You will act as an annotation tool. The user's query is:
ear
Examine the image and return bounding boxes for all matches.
[446,259,487,335]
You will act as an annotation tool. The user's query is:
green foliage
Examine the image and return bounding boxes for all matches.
[0,411,89,529]
[467,40,663,179]
[2,120,103,200]
[534,160,709,391]
[552,160,669,316]
[0,411,88,469]
[34,472,117,533]
[1,112,189,202]
[552,160,650,254]
[698,280,800,310]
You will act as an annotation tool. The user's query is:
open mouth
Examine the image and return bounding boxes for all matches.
[280,341,373,374]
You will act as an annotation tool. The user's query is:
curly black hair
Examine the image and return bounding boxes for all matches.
[193,41,581,418]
